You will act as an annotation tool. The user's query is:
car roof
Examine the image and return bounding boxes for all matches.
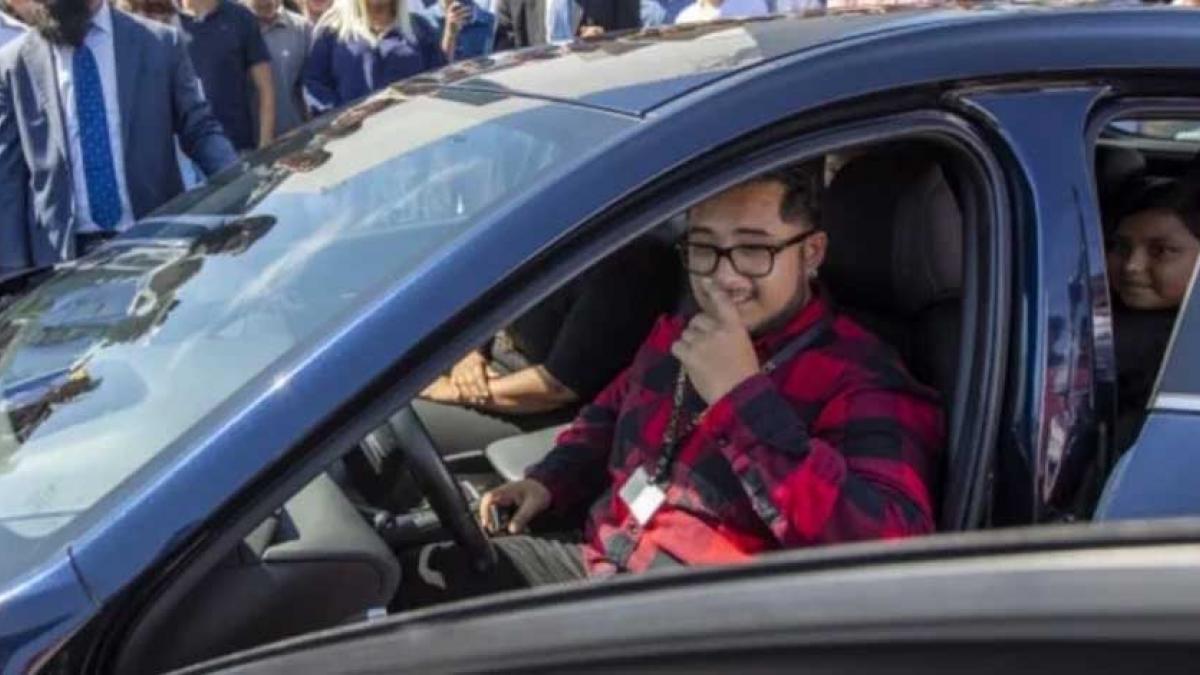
[403,3,1177,117]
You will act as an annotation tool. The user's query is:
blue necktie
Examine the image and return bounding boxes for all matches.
[73,44,122,230]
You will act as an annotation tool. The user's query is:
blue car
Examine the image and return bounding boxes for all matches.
[5,5,1200,673]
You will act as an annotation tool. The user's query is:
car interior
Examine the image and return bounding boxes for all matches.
[112,122,1198,673]
[111,136,978,674]
[1088,115,1200,499]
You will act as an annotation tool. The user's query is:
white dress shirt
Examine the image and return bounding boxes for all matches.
[0,11,26,49]
[53,0,134,233]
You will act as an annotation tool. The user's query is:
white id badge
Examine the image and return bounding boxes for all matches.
[619,466,666,526]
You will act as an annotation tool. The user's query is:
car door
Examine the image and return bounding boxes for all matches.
[176,519,1200,674]
[1098,260,1200,520]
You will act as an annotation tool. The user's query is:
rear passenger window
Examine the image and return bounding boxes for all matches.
[1094,115,1200,451]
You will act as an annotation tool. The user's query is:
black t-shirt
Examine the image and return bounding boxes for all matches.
[490,241,677,406]
[181,1,271,151]
[1112,301,1177,451]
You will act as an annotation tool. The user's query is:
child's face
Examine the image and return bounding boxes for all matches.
[1108,208,1200,310]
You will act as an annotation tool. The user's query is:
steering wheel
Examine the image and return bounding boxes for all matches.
[383,406,498,572]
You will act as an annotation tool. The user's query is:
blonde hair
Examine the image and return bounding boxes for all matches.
[319,0,413,45]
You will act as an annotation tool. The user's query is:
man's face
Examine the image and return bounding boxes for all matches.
[7,0,39,22]
[28,0,92,46]
[132,0,176,24]
[685,180,826,333]
[247,0,279,22]
[302,0,329,20]
[1107,208,1200,310]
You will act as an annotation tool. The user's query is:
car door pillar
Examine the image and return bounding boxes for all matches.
[956,86,1114,524]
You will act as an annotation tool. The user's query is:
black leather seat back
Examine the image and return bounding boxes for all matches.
[820,145,965,529]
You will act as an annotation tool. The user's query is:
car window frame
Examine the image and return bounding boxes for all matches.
[1086,98,1200,430]
[184,517,1200,674]
[93,109,1010,672]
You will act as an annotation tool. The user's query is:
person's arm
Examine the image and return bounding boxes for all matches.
[707,372,941,545]
[243,13,275,146]
[302,27,339,113]
[250,61,275,146]
[493,0,517,51]
[168,27,237,176]
[524,356,633,517]
[676,281,943,547]
[0,69,31,272]
[474,365,578,413]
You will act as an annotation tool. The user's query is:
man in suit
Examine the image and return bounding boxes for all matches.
[494,0,639,50]
[0,0,237,273]
[0,9,24,48]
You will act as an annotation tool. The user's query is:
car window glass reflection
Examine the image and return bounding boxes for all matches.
[0,94,632,546]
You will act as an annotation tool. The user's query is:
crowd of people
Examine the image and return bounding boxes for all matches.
[0,0,841,274]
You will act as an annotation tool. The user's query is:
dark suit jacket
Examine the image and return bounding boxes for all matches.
[0,10,237,271]
[494,0,640,50]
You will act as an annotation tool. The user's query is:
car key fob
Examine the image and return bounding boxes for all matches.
[488,504,514,535]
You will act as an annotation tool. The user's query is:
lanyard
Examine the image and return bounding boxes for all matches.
[651,314,833,485]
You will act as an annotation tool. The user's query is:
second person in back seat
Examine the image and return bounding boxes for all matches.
[417,241,675,454]
[1107,177,1200,449]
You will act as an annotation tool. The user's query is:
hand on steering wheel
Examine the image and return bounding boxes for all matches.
[387,406,497,572]
[478,479,551,535]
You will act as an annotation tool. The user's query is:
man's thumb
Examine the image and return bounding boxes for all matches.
[508,493,541,534]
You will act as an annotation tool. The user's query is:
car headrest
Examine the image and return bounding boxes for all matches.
[1095,145,1147,230]
[820,149,964,316]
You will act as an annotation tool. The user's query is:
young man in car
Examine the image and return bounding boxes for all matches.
[401,169,945,605]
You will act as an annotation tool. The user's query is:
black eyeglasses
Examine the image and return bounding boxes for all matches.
[677,229,819,278]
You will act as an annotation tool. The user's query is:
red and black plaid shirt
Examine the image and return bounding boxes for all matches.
[526,292,945,575]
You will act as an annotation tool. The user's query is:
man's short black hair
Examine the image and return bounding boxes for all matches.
[755,162,823,229]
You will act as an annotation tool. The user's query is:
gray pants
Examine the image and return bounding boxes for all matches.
[397,534,586,609]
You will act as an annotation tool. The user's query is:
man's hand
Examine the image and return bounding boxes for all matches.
[445,0,473,33]
[671,278,760,405]
[578,24,604,39]
[478,479,551,535]
[421,375,462,403]
[449,351,491,405]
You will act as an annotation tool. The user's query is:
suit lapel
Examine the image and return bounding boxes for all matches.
[111,11,142,148]
[20,36,69,171]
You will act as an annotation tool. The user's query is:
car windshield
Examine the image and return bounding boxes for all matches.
[0,87,632,577]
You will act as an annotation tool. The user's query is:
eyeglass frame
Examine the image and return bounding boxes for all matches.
[676,228,821,279]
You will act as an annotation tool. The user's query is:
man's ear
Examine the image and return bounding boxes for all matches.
[804,230,828,272]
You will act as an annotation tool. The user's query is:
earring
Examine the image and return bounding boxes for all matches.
[808,269,818,280]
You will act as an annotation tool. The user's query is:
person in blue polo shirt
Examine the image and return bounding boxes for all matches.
[180,0,277,152]
[303,0,444,113]
[419,0,494,61]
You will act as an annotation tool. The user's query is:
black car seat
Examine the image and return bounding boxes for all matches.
[484,224,682,482]
[820,144,966,530]
[1095,145,1147,229]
